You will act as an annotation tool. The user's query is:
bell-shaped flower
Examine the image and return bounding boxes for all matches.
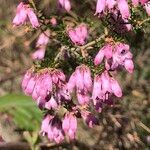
[117,0,130,19]
[41,115,54,136]
[13,2,39,28]
[67,65,92,105]
[67,24,88,46]
[62,113,77,140]
[58,0,71,12]
[92,71,122,104]
[47,117,64,143]
[81,111,99,128]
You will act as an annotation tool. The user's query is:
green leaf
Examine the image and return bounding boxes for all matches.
[0,94,42,131]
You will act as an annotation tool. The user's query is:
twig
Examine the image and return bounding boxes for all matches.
[28,0,37,11]
[139,18,150,26]
[0,142,30,150]
[39,140,92,150]
[79,34,105,51]
[53,34,105,66]
[138,121,150,133]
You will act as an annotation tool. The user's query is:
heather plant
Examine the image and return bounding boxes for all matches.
[12,0,150,144]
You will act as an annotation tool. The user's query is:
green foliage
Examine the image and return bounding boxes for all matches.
[0,94,42,131]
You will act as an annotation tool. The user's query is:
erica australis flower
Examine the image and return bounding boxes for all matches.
[67,65,92,105]
[94,42,134,73]
[95,0,106,15]
[111,43,134,73]
[32,47,46,60]
[47,117,65,143]
[62,113,77,140]
[36,30,50,47]
[13,2,28,26]
[106,0,116,9]
[22,69,70,109]
[58,0,71,12]
[95,0,131,20]
[81,111,99,128]
[50,17,57,26]
[41,114,54,136]
[117,0,131,19]
[32,30,50,60]
[132,0,139,6]
[145,2,150,16]
[94,44,113,65]
[27,8,40,28]
[92,71,122,105]
[13,2,39,28]
[67,24,88,45]
[140,0,149,5]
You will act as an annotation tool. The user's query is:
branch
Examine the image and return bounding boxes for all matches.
[0,142,30,150]
[139,18,150,26]
[80,34,105,51]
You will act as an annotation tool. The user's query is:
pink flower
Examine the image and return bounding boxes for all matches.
[36,31,50,47]
[140,0,149,5]
[110,78,122,97]
[62,113,77,140]
[124,59,134,73]
[67,65,92,105]
[94,42,134,73]
[22,69,69,109]
[94,44,113,66]
[117,0,131,19]
[92,71,122,104]
[32,47,46,60]
[132,0,139,6]
[13,2,39,28]
[47,117,64,143]
[27,8,40,28]
[95,0,106,15]
[58,0,71,12]
[41,115,54,136]
[77,93,90,105]
[81,111,99,128]
[50,17,57,26]
[13,2,28,26]
[106,0,116,9]
[67,24,88,46]
[32,30,50,60]
[67,72,76,93]
[24,75,37,96]
[111,43,134,73]
[145,2,150,16]
[31,73,52,103]
[22,71,32,91]
[45,96,58,110]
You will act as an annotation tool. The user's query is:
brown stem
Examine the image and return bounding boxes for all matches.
[0,142,30,150]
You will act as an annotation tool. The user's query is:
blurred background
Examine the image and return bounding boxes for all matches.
[0,0,149,149]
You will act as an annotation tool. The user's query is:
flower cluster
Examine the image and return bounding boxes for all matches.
[94,42,134,73]
[95,0,150,17]
[13,2,39,28]
[22,68,70,109]
[12,0,149,144]
[95,0,150,33]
